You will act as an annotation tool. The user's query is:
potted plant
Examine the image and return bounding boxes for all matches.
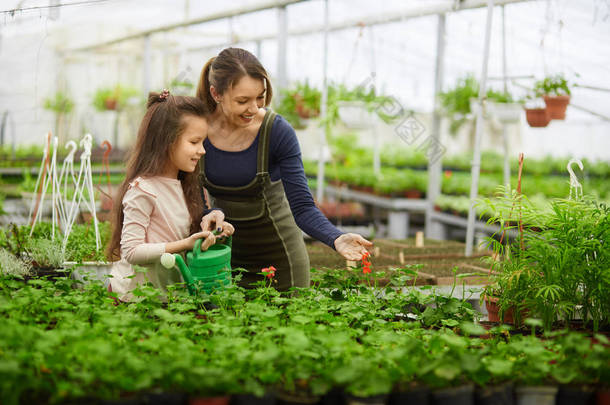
[439,75,517,135]
[43,91,74,143]
[510,335,559,405]
[93,85,140,112]
[275,81,321,129]
[522,92,551,128]
[534,75,571,120]
[0,247,31,278]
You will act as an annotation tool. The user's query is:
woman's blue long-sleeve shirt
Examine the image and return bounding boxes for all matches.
[203,114,343,248]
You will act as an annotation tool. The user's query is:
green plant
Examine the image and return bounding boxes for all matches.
[534,74,571,97]
[479,185,610,331]
[93,85,140,111]
[439,75,513,135]
[43,91,74,114]
[0,248,31,277]
[275,81,321,128]
[26,238,65,268]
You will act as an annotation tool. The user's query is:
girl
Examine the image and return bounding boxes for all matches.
[107,89,233,301]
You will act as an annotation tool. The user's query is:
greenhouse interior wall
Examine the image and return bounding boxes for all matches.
[1,2,610,404]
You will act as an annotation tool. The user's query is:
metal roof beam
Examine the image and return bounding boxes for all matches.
[70,0,306,52]
[187,0,534,53]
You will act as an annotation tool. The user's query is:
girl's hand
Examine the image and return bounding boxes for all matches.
[200,210,225,233]
[187,231,216,251]
[334,233,373,261]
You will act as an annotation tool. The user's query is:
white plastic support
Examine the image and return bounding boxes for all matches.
[28,133,51,225]
[567,158,584,200]
[62,134,100,254]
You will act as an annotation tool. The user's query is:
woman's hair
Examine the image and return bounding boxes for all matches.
[107,91,208,261]
[196,47,273,112]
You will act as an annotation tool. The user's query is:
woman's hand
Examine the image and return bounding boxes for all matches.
[334,233,373,261]
[218,221,235,238]
[200,210,225,233]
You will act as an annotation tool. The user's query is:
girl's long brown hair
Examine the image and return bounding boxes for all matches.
[196,47,273,112]
[107,92,208,261]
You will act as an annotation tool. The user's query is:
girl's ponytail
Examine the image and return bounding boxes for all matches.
[197,57,217,112]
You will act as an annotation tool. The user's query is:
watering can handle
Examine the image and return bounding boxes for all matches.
[193,235,232,255]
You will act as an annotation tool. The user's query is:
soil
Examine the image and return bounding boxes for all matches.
[307,238,494,285]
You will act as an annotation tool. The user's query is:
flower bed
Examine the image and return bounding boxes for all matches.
[1,266,608,404]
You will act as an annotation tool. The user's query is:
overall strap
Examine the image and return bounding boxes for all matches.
[256,110,277,174]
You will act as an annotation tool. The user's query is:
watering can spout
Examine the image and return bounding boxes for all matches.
[160,253,194,285]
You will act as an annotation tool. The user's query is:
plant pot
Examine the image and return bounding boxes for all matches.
[475,383,514,405]
[524,108,550,128]
[144,392,187,405]
[487,102,523,124]
[345,393,388,405]
[432,384,474,405]
[337,101,371,129]
[514,386,557,405]
[556,385,594,405]
[388,386,430,405]
[543,95,570,120]
[484,296,515,324]
[597,389,610,405]
[30,266,69,280]
[403,189,423,199]
[66,261,112,287]
[318,388,345,405]
[105,99,118,111]
[230,393,276,405]
[189,396,230,405]
[275,391,320,405]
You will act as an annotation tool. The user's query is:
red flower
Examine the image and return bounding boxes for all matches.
[262,266,276,279]
[361,252,372,274]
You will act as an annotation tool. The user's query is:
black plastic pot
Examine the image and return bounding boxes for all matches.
[556,385,594,405]
[345,393,388,405]
[388,386,430,405]
[432,384,474,405]
[514,386,557,405]
[475,383,514,405]
[99,396,143,405]
[230,393,277,405]
[275,392,320,405]
[143,392,187,405]
[318,388,346,405]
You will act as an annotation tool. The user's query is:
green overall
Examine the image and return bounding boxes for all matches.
[200,110,310,290]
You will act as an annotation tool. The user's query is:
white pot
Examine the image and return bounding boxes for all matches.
[65,261,112,287]
[487,101,523,124]
[337,101,372,129]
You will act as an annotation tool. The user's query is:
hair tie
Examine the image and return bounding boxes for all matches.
[159,89,170,101]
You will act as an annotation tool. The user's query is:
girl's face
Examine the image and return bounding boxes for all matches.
[164,115,207,178]
[214,75,266,128]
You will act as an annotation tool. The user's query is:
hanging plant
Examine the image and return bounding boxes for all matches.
[533,74,571,120]
[92,85,140,112]
[439,75,514,135]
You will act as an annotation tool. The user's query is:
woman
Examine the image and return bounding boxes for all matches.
[196,47,372,290]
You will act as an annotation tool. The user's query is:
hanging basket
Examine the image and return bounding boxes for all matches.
[487,101,522,124]
[543,95,570,120]
[337,101,371,129]
[525,107,551,128]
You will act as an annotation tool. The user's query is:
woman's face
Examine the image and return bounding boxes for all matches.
[215,75,265,128]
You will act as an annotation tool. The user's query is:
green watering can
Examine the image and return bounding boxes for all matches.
[161,236,232,295]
